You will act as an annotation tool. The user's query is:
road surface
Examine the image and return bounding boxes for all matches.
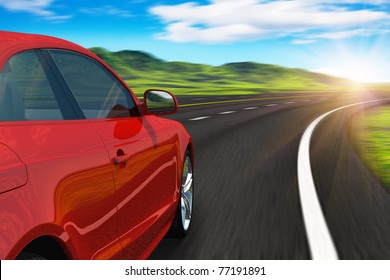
[149,92,390,260]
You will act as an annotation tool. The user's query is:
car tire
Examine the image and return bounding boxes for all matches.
[16,252,46,260]
[167,151,194,238]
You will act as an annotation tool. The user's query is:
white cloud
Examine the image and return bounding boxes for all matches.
[0,0,71,21]
[311,29,372,39]
[297,0,390,4]
[79,5,132,18]
[155,22,265,43]
[150,0,390,43]
[296,28,390,44]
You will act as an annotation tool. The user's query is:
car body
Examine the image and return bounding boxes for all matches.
[0,31,194,259]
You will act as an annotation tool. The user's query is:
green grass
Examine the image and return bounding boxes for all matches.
[90,47,352,97]
[355,106,390,192]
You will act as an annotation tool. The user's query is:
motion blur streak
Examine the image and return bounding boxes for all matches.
[298,98,390,260]
[150,93,390,260]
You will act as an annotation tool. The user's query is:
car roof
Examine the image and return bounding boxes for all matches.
[0,31,100,69]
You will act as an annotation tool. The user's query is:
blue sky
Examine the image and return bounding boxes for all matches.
[1,0,390,82]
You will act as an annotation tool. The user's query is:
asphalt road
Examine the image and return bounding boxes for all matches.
[149,92,390,260]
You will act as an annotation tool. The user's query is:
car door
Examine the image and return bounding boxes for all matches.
[48,50,179,258]
[0,50,120,259]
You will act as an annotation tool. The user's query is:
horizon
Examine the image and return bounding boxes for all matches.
[1,0,390,83]
[88,46,380,84]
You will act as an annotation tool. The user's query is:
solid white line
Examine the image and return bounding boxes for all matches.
[265,104,277,107]
[297,98,389,260]
[218,111,236,115]
[243,107,259,110]
[188,116,211,121]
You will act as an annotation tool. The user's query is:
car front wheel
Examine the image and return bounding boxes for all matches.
[167,151,194,238]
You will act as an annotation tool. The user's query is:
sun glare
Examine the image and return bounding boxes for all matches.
[315,55,389,83]
[309,36,390,84]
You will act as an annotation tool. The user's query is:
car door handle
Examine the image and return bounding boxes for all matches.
[113,154,131,165]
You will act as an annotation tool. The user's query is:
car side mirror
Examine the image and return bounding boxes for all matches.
[144,89,178,115]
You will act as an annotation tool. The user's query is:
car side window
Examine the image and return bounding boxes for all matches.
[49,50,138,119]
[0,51,64,121]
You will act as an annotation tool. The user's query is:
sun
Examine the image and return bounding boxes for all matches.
[311,37,390,84]
[314,55,388,83]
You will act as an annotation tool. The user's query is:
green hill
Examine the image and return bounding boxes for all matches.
[89,47,350,96]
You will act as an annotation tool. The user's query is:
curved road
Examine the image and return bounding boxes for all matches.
[150,92,390,260]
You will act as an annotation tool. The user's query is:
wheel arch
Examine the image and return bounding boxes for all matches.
[17,235,70,260]
[7,224,73,260]
[186,140,194,166]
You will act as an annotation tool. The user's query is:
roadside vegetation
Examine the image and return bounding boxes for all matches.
[354,106,390,192]
[90,47,352,97]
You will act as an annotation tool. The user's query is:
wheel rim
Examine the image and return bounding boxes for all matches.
[181,155,193,231]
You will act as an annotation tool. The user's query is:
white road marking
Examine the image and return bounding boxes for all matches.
[297,98,390,260]
[243,107,259,110]
[265,104,277,107]
[188,116,211,121]
[285,101,295,104]
[303,99,311,102]
[218,111,236,115]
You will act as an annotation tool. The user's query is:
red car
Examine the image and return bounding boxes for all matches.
[0,31,194,259]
